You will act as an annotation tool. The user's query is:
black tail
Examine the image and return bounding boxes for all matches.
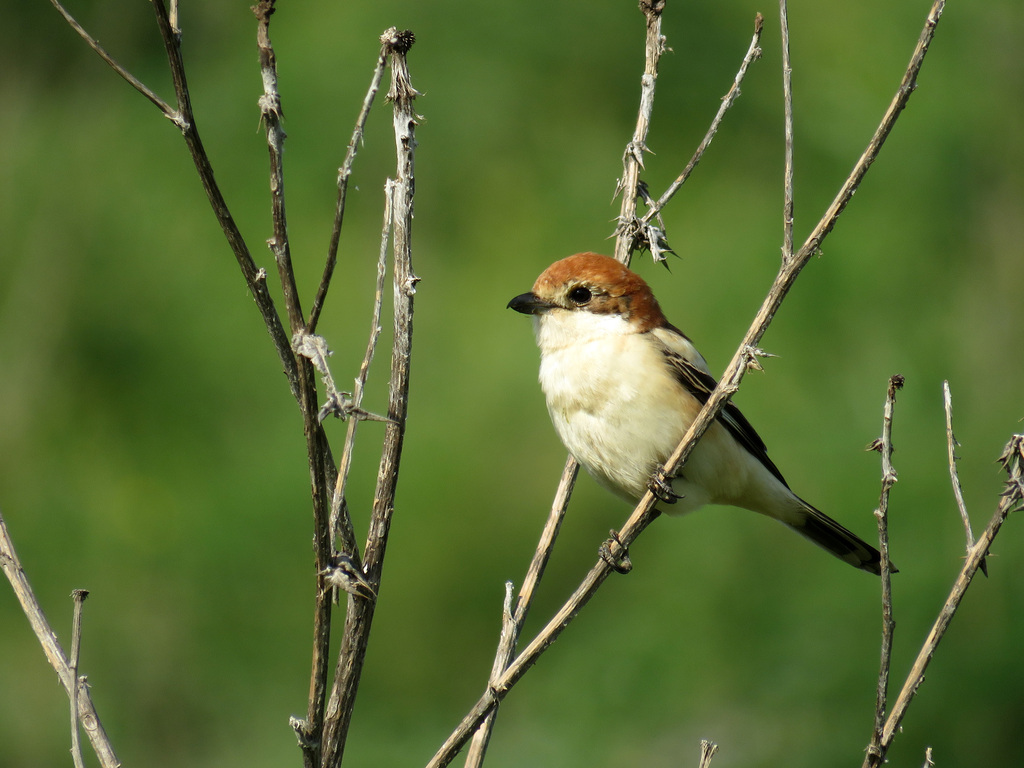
[790,500,892,575]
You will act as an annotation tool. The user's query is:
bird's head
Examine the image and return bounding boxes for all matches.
[507,253,668,343]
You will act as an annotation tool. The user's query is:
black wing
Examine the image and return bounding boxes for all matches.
[660,347,790,489]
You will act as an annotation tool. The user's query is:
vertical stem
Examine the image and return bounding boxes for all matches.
[319,28,420,768]
[256,0,306,334]
[779,0,795,260]
[613,0,666,264]
[866,375,902,766]
[70,589,89,768]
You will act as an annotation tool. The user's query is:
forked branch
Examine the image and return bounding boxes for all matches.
[318,28,420,768]
[0,513,119,768]
[862,432,1024,768]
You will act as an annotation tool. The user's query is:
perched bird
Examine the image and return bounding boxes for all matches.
[508,252,883,575]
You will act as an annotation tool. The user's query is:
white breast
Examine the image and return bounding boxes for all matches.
[534,311,695,502]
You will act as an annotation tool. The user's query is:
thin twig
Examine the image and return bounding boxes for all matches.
[866,375,903,765]
[779,0,795,260]
[613,0,667,264]
[943,381,985,574]
[793,0,946,263]
[427,528,649,768]
[512,459,580,626]
[319,28,420,768]
[430,3,947,765]
[49,0,176,119]
[329,182,395,553]
[862,434,1024,768]
[69,589,90,768]
[463,458,579,766]
[141,0,302,398]
[640,14,763,230]
[308,49,391,334]
[463,583,518,767]
[0,513,119,768]
[698,740,719,768]
[255,0,306,334]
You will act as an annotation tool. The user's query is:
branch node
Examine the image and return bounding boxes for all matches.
[288,715,317,748]
[321,554,377,601]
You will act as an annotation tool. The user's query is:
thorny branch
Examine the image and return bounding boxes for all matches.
[639,14,764,243]
[862,432,1024,768]
[865,375,903,765]
[613,0,668,263]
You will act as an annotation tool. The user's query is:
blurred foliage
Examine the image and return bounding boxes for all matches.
[2,1,1023,767]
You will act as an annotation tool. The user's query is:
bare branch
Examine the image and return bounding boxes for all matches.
[49,0,176,118]
[463,583,518,767]
[863,434,1024,767]
[793,0,945,263]
[309,49,391,333]
[698,740,719,768]
[640,14,764,233]
[255,0,306,334]
[779,0,795,260]
[319,28,420,768]
[118,0,302,398]
[329,182,396,555]
[866,375,903,765]
[613,0,668,264]
[69,589,89,768]
[943,381,985,573]
[0,513,119,768]
[463,458,580,765]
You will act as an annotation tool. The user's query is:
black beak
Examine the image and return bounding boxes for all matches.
[507,292,555,315]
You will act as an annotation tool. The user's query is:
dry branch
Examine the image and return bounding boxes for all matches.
[866,375,903,764]
[613,0,668,263]
[779,0,795,259]
[943,380,984,573]
[0,513,119,768]
[309,50,390,333]
[318,28,420,768]
[862,432,1023,767]
[640,14,764,238]
[69,589,89,768]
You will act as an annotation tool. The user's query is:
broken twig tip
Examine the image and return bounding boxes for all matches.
[381,27,416,53]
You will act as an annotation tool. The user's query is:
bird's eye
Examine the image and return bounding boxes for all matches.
[567,286,592,305]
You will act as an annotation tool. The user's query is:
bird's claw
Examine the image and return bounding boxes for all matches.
[649,468,681,504]
[599,529,633,574]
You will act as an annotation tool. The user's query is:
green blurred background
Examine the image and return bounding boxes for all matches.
[2,1,1023,766]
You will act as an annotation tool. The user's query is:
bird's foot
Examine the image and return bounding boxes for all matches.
[599,529,633,574]
[648,468,681,504]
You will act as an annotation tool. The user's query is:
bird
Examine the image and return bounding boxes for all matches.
[507,252,884,575]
